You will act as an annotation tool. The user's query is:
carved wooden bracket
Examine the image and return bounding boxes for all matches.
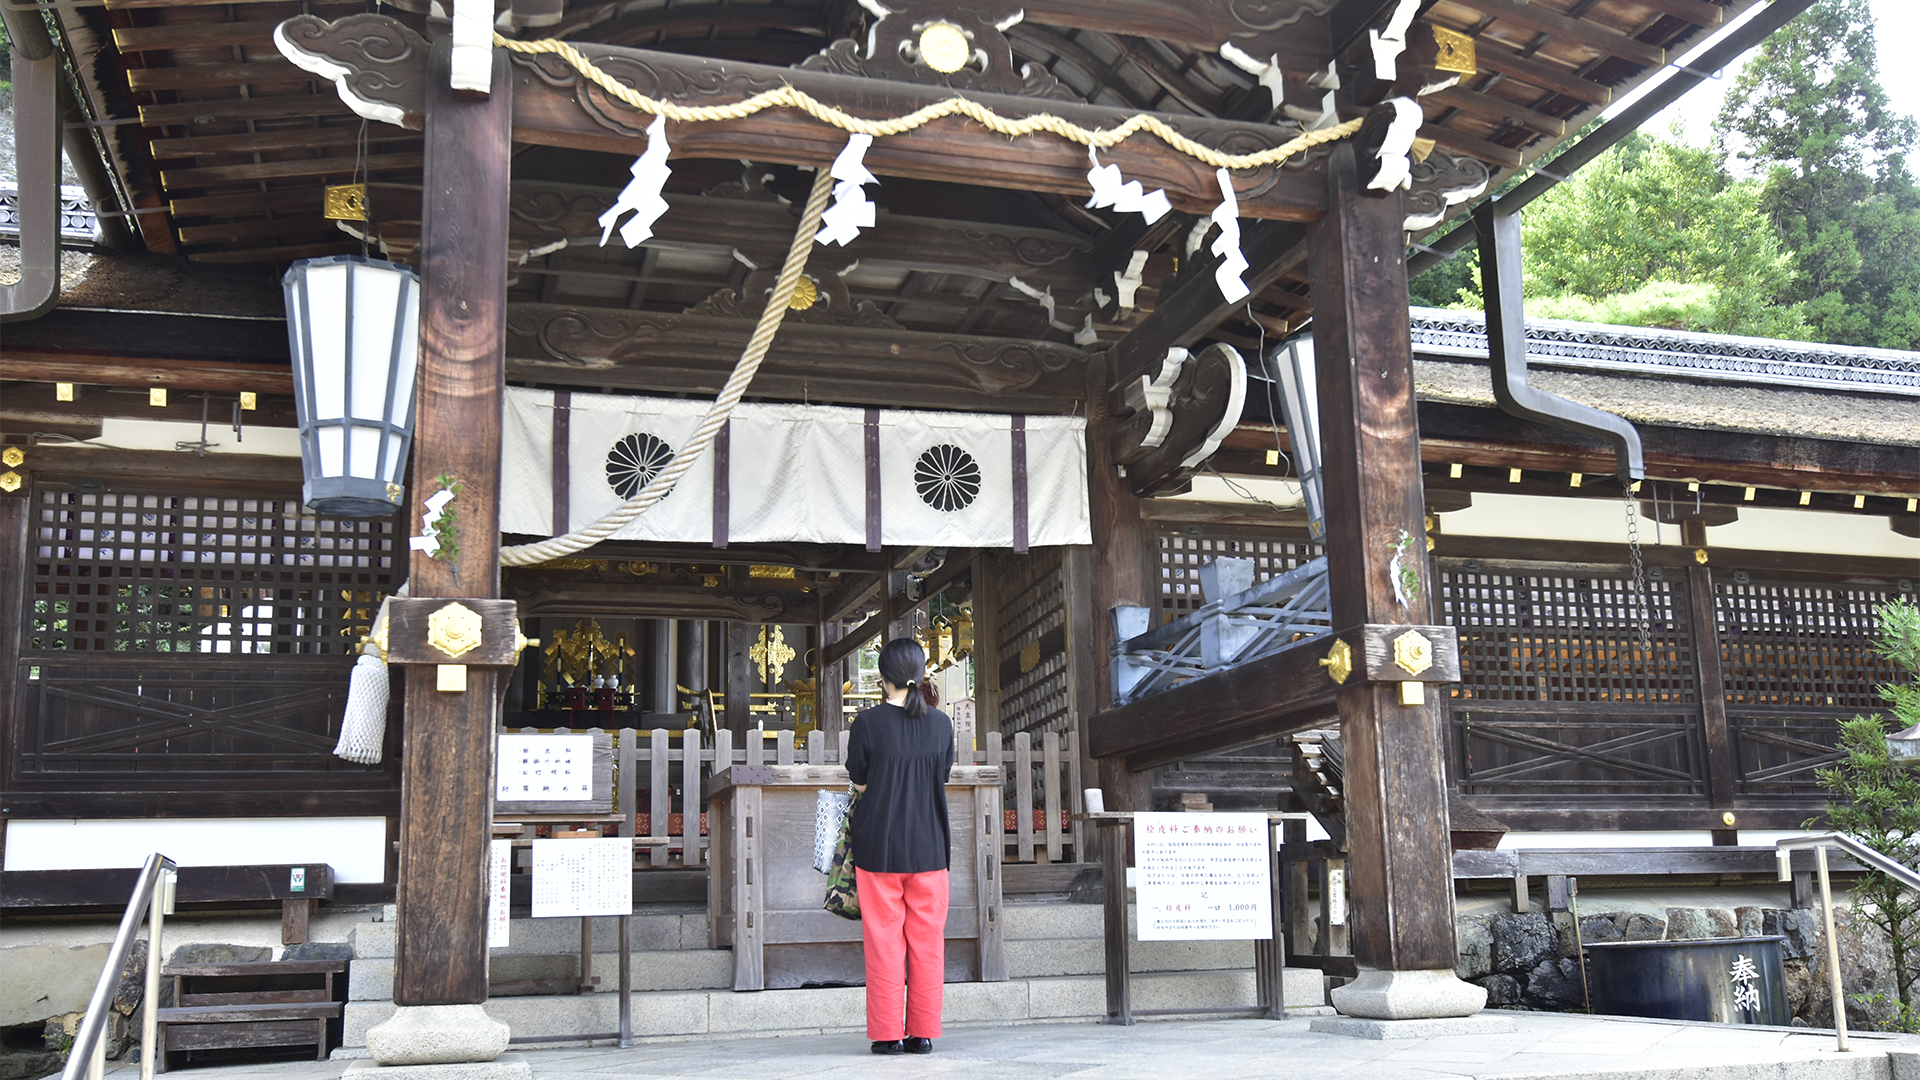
[274,14,431,131]
[1109,341,1247,497]
[1403,150,1490,231]
[688,266,905,330]
[802,0,1076,101]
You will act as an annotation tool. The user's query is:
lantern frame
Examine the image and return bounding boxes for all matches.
[1271,333,1325,541]
[282,254,420,518]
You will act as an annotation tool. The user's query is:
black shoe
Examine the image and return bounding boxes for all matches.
[871,1040,905,1056]
[904,1037,933,1055]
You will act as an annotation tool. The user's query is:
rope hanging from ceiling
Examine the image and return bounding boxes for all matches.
[492,33,1366,172]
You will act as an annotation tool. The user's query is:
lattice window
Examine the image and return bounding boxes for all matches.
[1157,526,1322,620]
[1717,578,1901,709]
[1439,561,1695,703]
[994,548,1070,739]
[27,486,396,655]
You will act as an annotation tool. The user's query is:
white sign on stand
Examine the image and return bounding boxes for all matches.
[497,734,593,802]
[1134,812,1272,940]
[488,839,512,948]
[531,837,632,918]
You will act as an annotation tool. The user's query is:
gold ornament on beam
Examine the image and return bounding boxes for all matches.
[1,447,24,467]
[1320,638,1353,684]
[917,21,972,74]
[788,276,819,311]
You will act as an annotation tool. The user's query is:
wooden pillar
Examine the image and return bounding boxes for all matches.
[1084,352,1155,813]
[393,40,511,1008]
[818,619,845,741]
[1306,144,1458,975]
[651,619,676,715]
[1683,519,1739,842]
[723,621,753,733]
[0,494,27,751]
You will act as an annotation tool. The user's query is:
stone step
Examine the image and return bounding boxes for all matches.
[349,950,735,1000]
[342,969,1330,1049]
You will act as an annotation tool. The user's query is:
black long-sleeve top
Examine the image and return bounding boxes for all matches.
[844,702,955,874]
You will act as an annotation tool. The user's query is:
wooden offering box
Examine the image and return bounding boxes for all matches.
[705,763,1007,991]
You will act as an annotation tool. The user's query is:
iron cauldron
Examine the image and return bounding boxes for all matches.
[1583,935,1790,1025]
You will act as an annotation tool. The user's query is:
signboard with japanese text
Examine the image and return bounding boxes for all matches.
[530,837,632,918]
[488,839,512,947]
[497,733,593,802]
[1134,812,1272,940]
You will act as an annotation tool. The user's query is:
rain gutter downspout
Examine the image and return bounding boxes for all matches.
[2,0,61,322]
[1475,200,1644,486]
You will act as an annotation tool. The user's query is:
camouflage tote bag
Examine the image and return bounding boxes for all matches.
[824,788,861,920]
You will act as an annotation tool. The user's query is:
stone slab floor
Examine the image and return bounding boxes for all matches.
[58,1014,1920,1080]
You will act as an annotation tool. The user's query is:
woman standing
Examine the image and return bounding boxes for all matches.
[845,637,955,1056]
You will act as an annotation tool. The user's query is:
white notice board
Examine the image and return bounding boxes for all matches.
[488,839,512,948]
[531,837,632,918]
[1134,812,1272,941]
[497,733,593,802]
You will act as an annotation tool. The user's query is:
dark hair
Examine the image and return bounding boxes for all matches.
[878,637,932,718]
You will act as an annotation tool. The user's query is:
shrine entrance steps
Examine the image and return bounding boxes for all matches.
[338,899,1330,1049]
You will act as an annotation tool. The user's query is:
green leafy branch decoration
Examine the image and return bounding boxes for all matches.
[426,474,462,564]
[1388,528,1421,608]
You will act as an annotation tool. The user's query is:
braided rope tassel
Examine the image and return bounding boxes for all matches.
[499,167,836,566]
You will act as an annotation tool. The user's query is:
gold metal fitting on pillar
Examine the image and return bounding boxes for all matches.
[1320,639,1353,684]
[384,597,524,694]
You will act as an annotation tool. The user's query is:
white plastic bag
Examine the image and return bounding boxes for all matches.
[813,788,852,874]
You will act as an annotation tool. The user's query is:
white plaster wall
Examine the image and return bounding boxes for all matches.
[1442,491,1920,561]
[3,817,388,883]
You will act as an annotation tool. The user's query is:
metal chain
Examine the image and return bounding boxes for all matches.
[1623,487,1653,655]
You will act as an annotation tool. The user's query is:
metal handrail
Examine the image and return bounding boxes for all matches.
[1774,832,1920,1055]
[61,853,176,1080]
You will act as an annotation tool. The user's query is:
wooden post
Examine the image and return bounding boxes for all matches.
[723,621,752,733]
[1084,352,1156,814]
[818,618,844,744]
[1306,144,1460,978]
[393,39,512,1008]
[650,619,676,715]
[1683,518,1739,842]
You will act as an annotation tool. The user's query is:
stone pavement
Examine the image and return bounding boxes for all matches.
[72,1013,1920,1080]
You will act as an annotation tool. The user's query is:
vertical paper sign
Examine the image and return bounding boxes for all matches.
[531,837,632,919]
[497,733,593,802]
[1134,811,1272,940]
[488,839,512,948]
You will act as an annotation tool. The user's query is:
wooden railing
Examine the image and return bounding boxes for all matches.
[499,725,1082,865]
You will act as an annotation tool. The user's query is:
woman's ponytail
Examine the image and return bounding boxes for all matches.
[878,637,932,718]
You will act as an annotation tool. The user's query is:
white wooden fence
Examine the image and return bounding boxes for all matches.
[498,727,1084,865]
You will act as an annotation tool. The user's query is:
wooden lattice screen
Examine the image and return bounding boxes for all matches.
[1156,525,1323,620]
[992,547,1070,739]
[1718,576,1905,795]
[10,485,400,789]
[1439,559,1702,798]
[27,487,394,654]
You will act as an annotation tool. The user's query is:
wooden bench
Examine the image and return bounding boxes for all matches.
[0,863,335,944]
[156,960,346,1071]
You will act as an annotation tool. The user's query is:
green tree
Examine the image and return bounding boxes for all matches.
[1717,0,1920,349]
[1814,597,1920,1031]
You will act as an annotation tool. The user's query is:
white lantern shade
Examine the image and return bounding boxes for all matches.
[283,254,420,517]
[1273,334,1325,541]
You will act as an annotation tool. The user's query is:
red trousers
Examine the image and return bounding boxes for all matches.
[856,868,949,1040]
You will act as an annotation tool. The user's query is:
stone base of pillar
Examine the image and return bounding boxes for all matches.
[344,1055,531,1079]
[1310,1014,1516,1040]
[1328,967,1489,1020]
[363,1004,511,1066]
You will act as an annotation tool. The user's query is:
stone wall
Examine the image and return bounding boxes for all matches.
[1457,896,1911,1030]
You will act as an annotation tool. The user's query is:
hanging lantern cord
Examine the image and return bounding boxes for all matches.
[1623,486,1653,655]
[498,166,835,566]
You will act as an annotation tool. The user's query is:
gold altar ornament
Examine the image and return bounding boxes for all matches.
[1393,630,1434,676]
[917,21,971,74]
[427,601,485,659]
[751,625,797,686]
[1320,638,1352,684]
[2,447,24,467]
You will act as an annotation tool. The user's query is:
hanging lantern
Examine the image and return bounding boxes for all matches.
[282,254,420,517]
[955,609,974,658]
[1273,333,1325,541]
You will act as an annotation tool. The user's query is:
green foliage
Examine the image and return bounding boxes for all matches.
[1814,597,1920,1028]
[1718,0,1920,349]
[1515,130,1809,337]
